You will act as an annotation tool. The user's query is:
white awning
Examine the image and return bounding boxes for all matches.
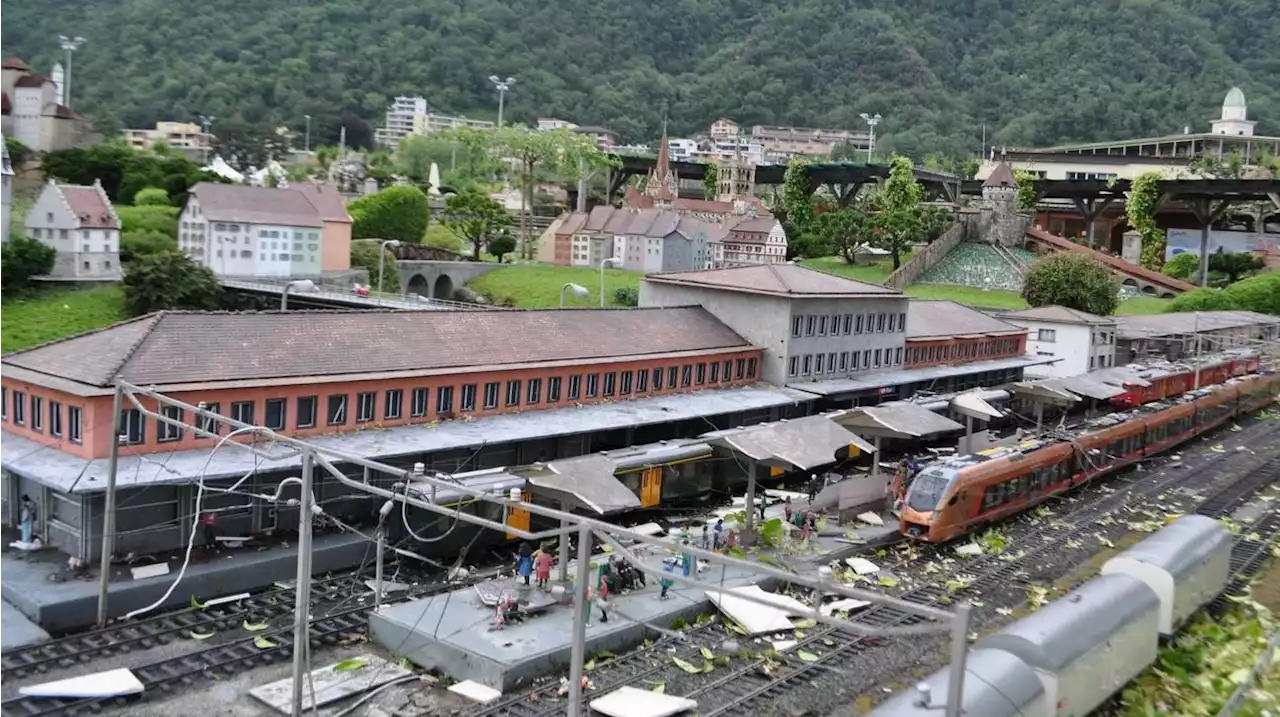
[522,455,641,515]
[831,403,964,439]
[951,391,1003,420]
[703,414,876,471]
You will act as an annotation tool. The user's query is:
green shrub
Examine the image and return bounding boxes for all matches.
[1,235,57,294]
[1222,272,1280,315]
[349,185,430,244]
[614,287,639,306]
[350,239,401,293]
[121,230,178,264]
[133,187,172,206]
[1021,252,1120,316]
[1169,288,1235,312]
[115,205,180,238]
[1161,252,1198,281]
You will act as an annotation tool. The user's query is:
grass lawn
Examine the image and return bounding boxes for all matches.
[799,254,906,285]
[903,283,1030,310]
[466,264,642,308]
[1114,296,1172,316]
[1,284,127,353]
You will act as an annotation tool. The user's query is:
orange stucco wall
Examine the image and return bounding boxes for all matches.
[320,219,352,271]
[905,334,1028,369]
[1,349,763,460]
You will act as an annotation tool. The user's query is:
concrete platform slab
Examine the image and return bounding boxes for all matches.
[1,598,51,651]
[1,532,368,634]
[369,552,762,692]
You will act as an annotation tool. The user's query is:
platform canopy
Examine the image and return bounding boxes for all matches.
[831,402,964,439]
[703,414,876,471]
[1012,374,1127,403]
[951,391,1004,421]
[521,454,642,515]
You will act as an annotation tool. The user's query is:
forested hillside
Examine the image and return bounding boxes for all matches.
[3,0,1278,157]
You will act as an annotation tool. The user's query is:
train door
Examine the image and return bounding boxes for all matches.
[507,491,531,540]
[640,467,663,508]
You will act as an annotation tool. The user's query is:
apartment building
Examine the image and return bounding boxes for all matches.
[23,179,120,278]
[373,96,494,149]
[121,121,213,160]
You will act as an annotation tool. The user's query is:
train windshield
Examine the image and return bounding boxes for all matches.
[905,466,956,512]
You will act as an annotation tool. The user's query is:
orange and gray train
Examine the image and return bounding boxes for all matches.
[898,371,1280,543]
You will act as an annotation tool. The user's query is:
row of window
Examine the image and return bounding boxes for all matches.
[1,389,84,443]
[788,346,905,378]
[907,339,1021,366]
[791,311,907,339]
[29,227,115,245]
[63,357,761,446]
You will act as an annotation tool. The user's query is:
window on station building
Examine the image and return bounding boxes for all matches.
[895,347,904,365]
[696,363,706,385]
[598,373,613,397]
[802,355,812,375]
[747,358,758,378]
[887,314,896,332]
[159,405,184,442]
[586,374,599,398]
[681,365,692,387]
[484,382,500,409]
[121,408,146,444]
[569,375,582,400]
[863,349,872,367]
[384,390,403,420]
[666,367,678,389]
[842,314,853,334]
[296,397,316,428]
[506,380,522,407]
[411,388,429,417]
[734,359,745,380]
[231,401,255,425]
[806,316,816,336]
[856,315,865,334]
[814,353,824,373]
[620,371,633,394]
[436,386,454,414]
[818,315,828,336]
[636,369,649,392]
[899,313,906,332]
[265,398,287,429]
[548,377,562,402]
[460,384,477,412]
[877,314,886,332]
[788,356,799,377]
[68,406,83,443]
[356,392,376,422]
[791,315,804,337]
[30,396,43,432]
[327,395,348,425]
[528,378,543,404]
[852,351,860,370]
[709,361,720,383]
[1,387,6,420]
[652,367,663,389]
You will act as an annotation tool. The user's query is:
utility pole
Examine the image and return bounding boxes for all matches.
[566,522,593,715]
[96,387,123,627]
[57,35,86,109]
[488,75,516,127]
[304,115,312,153]
[291,451,315,717]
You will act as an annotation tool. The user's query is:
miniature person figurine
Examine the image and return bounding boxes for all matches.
[783,497,793,524]
[659,558,676,600]
[800,510,812,543]
[19,494,37,545]
[533,547,553,589]
[493,591,518,630]
[598,554,615,593]
[808,474,820,503]
[713,518,725,550]
[680,539,693,578]
[517,541,534,586]
[199,511,218,552]
[597,576,609,623]
[583,585,594,626]
[700,524,711,550]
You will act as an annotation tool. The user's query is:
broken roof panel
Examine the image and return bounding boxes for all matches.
[951,391,1003,420]
[832,403,964,438]
[703,414,875,471]
[521,454,641,515]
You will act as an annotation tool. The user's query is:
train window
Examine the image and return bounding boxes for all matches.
[982,487,999,510]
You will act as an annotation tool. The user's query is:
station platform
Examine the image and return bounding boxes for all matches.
[1,598,51,651]
[1,532,368,634]
[369,507,899,692]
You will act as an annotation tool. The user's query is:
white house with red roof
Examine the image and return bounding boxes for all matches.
[24,179,121,278]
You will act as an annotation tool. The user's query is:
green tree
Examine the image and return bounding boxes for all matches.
[115,205,180,238]
[120,230,178,264]
[702,163,718,200]
[1,235,57,295]
[450,126,616,259]
[133,187,171,206]
[1161,252,1198,281]
[1021,252,1120,316]
[817,207,876,264]
[1126,172,1165,271]
[440,190,513,260]
[43,141,221,204]
[1012,170,1039,212]
[870,155,926,269]
[1169,287,1236,313]
[5,136,31,167]
[487,231,517,263]
[1222,272,1280,315]
[349,185,431,244]
[121,251,222,315]
[1208,253,1265,284]
[349,239,401,293]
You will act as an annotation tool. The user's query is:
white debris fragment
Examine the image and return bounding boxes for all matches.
[856,512,884,526]
[955,543,983,557]
[772,640,798,652]
[20,669,145,699]
[821,598,872,616]
[448,680,503,704]
[845,557,880,575]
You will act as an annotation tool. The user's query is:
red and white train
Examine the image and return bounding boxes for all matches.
[1108,352,1261,408]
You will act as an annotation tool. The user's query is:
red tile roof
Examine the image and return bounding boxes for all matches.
[983,162,1017,188]
[60,185,118,229]
[1,308,755,388]
[2,57,31,71]
[14,75,51,89]
[1025,227,1196,294]
[189,182,324,227]
[294,183,352,223]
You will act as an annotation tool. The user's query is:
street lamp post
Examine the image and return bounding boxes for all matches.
[281,279,318,311]
[600,257,621,308]
[859,112,882,164]
[378,240,401,295]
[58,35,86,109]
[304,115,312,153]
[559,282,589,307]
[488,75,516,127]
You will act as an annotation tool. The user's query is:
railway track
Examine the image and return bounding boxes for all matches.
[471,423,1280,717]
[0,570,484,717]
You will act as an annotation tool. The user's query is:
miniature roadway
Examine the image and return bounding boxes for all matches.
[2,411,1278,717]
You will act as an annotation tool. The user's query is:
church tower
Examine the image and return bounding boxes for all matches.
[716,135,755,203]
[0,133,13,243]
[644,125,680,207]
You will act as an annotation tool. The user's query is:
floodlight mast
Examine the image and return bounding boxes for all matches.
[109,380,972,717]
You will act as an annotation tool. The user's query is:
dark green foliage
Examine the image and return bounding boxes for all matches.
[41,142,221,205]
[120,230,178,264]
[1,235,57,295]
[487,232,517,263]
[5,136,31,167]
[349,239,401,293]
[440,190,513,260]
[6,1,1278,156]
[1021,252,1120,316]
[1169,288,1236,313]
[121,251,222,315]
[115,205,180,239]
[614,287,639,307]
[349,185,430,244]
[1208,252,1266,284]
[1162,253,1199,281]
[817,208,875,264]
[133,187,171,206]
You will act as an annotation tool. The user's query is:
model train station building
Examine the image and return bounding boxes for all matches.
[2,265,1055,571]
